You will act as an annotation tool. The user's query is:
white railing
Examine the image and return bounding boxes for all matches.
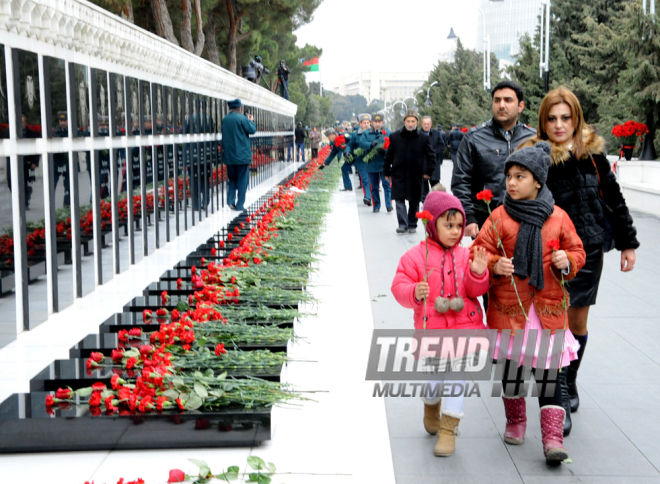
[0,0,297,345]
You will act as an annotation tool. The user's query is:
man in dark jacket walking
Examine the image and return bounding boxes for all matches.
[451,80,536,237]
[384,109,436,234]
[421,116,445,201]
[447,124,463,163]
[294,122,306,162]
[221,98,257,211]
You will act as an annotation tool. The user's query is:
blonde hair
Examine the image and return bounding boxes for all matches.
[431,182,446,192]
[537,87,588,160]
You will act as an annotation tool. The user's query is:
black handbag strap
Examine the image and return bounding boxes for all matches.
[590,155,604,199]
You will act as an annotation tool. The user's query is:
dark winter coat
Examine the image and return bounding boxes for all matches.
[451,119,536,227]
[294,127,306,144]
[383,128,436,201]
[359,127,391,173]
[447,128,464,155]
[519,130,640,251]
[221,112,257,165]
[421,129,445,180]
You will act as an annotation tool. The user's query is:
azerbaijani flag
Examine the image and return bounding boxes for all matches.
[302,57,319,72]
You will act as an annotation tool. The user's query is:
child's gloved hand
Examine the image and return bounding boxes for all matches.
[494,257,514,276]
[470,246,489,276]
[415,281,430,301]
[552,249,569,270]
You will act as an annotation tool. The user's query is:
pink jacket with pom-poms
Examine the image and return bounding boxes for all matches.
[391,239,489,330]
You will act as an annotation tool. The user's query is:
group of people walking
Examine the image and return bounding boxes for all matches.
[315,80,638,465]
[387,80,639,464]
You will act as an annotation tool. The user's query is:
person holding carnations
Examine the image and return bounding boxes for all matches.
[472,142,586,464]
[319,129,353,191]
[391,191,490,457]
[345,113,373,206]
[359,113,392,212]
[517,87,639,431]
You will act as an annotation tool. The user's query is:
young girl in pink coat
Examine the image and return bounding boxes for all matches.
[391,190,489,457]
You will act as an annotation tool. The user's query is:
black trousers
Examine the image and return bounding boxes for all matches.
[501,359,562,407]
[395,198,420,229]
[311,148,318,159]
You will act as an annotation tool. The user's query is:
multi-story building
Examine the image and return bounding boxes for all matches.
[476,0,541,65]
[330,71,428,104]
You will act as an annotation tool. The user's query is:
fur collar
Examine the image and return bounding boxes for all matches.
[518,128,606,165]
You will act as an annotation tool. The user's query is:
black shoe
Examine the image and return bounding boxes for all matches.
[229,204,236,210]
[340,187,352,191]
[363,198,372,206]
[396,227,408,234]
[408,228,417,234]
[386,206,393,213]
[559,370,572,436]
[373,208,380,213]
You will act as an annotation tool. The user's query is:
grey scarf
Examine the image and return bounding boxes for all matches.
[503,185,555,290]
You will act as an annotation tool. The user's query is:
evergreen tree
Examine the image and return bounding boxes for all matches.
[418,40,501,129]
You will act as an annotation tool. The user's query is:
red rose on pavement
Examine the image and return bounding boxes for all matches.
[128,328,142,337]
[547,239,560,251]
[219,240,225,248]
[156,308,168,317]
[143,309,152,320]
[211,248,217,256]
[46,394,54,406]
[227,233,233,241]
[476,189,493,202]
[168,469,186,483]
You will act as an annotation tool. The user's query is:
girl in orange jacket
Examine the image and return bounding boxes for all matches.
[473,142,585,464]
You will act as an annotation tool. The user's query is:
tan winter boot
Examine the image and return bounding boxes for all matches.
[423,401,442,435]
[434,411,461,457]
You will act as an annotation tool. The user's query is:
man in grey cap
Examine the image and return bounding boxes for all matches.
[221,98,256,210]
[384,109,436,233]
[346,113,372,205]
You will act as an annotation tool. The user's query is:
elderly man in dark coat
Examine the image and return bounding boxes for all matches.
[384,109,437,234]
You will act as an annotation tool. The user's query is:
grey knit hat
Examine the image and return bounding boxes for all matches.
[358,113,371,122]
[403,109,419,121]
[504,141,552,186]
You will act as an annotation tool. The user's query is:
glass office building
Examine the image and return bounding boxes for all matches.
[476,0,541,64]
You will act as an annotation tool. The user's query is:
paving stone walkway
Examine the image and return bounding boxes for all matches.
[356,162,660,484]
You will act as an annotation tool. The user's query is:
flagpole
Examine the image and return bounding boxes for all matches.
[319,57,323,97]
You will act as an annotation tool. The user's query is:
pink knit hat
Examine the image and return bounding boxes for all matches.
[422,191,466,244]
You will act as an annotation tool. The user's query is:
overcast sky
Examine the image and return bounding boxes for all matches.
[295,0,480,88]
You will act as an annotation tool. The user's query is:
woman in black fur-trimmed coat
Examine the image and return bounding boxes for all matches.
[519,87,639,430]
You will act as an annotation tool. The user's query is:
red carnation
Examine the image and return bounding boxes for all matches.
[383,137,390,150]
[56,388,72,400]
[547,239,560,251]
[168,469,186,483]
[416,211,434,222]
[214,343,227,356]
[476,189,493,202]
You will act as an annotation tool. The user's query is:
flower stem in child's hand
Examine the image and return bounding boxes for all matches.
[415,282,430,301]
[477,189,529,321]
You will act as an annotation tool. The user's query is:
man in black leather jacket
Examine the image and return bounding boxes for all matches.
[451,80,536,237]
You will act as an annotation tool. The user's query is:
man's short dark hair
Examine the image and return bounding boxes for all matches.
[491,81,524,104]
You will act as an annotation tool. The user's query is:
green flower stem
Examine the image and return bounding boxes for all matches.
[485,202,529,322]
